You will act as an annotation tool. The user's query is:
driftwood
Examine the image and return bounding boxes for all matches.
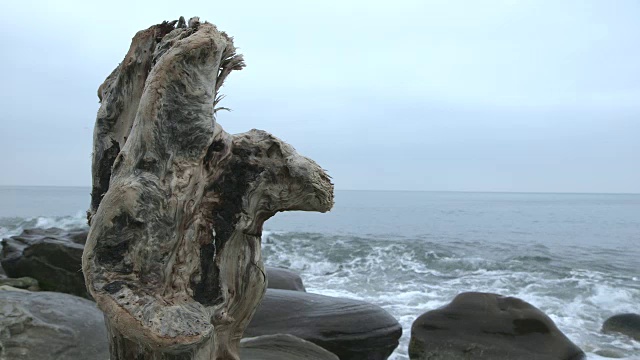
[82,17,334,360]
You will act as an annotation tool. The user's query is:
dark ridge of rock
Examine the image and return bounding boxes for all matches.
[0,227,89,298]
[409,292,586,360]
[0,289,108,360]
[266,267,306,291]
[602,313,640,341]
[246,288,402,360]
[240,334,339,360]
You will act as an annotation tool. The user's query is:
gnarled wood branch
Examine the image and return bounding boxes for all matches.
[83,17,333,360]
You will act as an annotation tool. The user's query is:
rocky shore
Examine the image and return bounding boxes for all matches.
[1,227,635,359]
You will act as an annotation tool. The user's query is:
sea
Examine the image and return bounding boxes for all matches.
[1,186,639,359]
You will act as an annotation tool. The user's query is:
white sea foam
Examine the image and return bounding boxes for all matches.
[261,231,640,360]
[34,211,87,229]
[0,211,88,239]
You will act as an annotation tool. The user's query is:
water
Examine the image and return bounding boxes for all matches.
[1,187,639,359]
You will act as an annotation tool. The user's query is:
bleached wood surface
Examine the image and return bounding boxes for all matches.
[83,17,333,360]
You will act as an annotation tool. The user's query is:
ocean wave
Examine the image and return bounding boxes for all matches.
[261,231,640,360]
[1,219,637,359]
[0,212,88,239]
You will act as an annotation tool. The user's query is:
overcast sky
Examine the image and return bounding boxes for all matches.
[0,0,638,193]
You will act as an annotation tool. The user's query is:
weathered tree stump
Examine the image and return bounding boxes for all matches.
[82,17,334,360]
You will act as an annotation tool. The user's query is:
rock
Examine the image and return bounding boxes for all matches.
[266,267,306,291]
[0,276,39,291]
[409,292,586,360]
[0,227,89,298]
[602,313,640,341]
[594,348,625,358]
[0,285,30,292]
[0,288,108,360]
[240,334,339,360]
[245,288,402,360]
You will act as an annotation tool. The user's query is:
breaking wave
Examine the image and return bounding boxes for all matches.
[261,231,640,360]
[1,215,638,359]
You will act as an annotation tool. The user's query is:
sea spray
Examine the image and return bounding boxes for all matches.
[261,231,640,360]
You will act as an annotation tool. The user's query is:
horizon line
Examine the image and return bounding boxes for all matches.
[0,185,638,196]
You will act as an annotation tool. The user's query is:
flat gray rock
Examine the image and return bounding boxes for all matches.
[241,334,338,360]
[409,292,585,360]
[246,288,402,360]
[0,289,108,360]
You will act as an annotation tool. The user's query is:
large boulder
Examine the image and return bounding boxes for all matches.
[266,267,306,291]
[409,292,585,360]
[0,288,108,360]
[602,313,640,341]
[246,288,402,360]
[240,334,339,360]
[0,228,89,298]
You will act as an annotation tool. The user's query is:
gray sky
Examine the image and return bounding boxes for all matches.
[1,0,639,193]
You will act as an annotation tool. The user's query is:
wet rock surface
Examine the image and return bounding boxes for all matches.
[0,288,108,360]
[409,292,586,360]
[265,267,306,291]
[246,288,402,360]
[602,313,640,341]
[0,227,89,298]
[240,334,339,360]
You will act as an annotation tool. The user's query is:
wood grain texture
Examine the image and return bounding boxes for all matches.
[83,17,333,360]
